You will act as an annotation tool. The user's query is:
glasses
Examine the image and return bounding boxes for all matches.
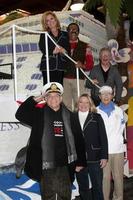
[100,93,112,97]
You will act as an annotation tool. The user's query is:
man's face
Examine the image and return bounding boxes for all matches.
[99,92,113,105]
[100,50,111,66]
[45,92,62,111]
[68,24,79,41]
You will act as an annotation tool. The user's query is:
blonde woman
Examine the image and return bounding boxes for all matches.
[39,11,70,85]
[71,93,108,200]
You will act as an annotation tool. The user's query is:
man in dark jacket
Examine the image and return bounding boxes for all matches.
[15,82,77,200]
[86,47,123,106]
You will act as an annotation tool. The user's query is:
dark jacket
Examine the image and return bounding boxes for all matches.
[71,112,108,162]
[15,97,77,182]
[39,30,70,71]
[86,64,123,103]
[64,39,86,79]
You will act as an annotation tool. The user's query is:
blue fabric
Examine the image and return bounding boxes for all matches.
[0,172,78,200]
[99,101,115,117]
[0,173,40,200]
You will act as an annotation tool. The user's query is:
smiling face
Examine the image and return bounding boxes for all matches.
[67,24,79,41]
[45,92,62,111]
[78,96,90,112]
[100,49,112,66]
[99,92,114,105]
[45,14,57,30]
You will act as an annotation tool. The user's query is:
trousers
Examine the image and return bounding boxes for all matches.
[103,153,124,200]
[40,166,71,200]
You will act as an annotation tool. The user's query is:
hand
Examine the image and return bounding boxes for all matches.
[75,61,85,69]
[33,95,45,103]
[92,79,99,85]
[100,159,107,168]
[75,166,84,172]
[53,46,65,54]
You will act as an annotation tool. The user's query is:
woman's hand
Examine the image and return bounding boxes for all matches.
[75,166,84,172]
[53,46,66,54]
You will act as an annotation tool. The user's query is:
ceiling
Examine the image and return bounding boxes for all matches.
[0,0,105,25]
[0,0,68,15]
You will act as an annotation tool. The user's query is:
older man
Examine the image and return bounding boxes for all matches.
[86,47,123,106]
[97,85,125,200]
[15,82,77,200]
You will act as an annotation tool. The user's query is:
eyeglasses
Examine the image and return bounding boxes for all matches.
[100,93,112,96]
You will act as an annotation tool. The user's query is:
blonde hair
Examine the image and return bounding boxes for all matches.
[41,11,61,31]
[77,93,97,113]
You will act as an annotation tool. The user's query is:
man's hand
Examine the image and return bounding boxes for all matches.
[100,159,108,168]
[33,95,45,103]
[75,61,85,69]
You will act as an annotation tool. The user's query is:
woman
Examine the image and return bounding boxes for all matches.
[71,94,108,200]
[39,11,70,85]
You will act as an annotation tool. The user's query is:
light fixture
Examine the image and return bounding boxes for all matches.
[70,0,84,11]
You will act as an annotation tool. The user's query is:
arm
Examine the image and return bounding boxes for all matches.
[15,95,44,126]
[39,33,46,54]
[114,67,123,103]
[70,113,87,167]
[97,114,108,161]
[84,44,94,71]
[53,31,70,55]
[85,66,99,88]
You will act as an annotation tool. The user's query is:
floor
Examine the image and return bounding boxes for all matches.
[123,176,133,200]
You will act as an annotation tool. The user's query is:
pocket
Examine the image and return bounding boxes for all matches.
[91,144,101,150]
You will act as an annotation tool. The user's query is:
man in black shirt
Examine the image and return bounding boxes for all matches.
[15,82,77,200]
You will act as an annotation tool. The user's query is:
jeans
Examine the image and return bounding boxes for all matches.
[76,162,104,200]
[88,162,104,200]
[76,167,92,200]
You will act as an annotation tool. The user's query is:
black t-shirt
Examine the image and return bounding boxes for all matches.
[100,65,110,82]
[51,107,68,166]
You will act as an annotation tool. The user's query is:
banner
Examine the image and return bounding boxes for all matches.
[0,123,30,166]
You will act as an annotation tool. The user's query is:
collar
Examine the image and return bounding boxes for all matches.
[99,101,115,117]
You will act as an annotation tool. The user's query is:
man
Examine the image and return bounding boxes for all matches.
[97,85,125,200]
[63,22,94,111]
[15,82,77,200]
[86,47,123,106]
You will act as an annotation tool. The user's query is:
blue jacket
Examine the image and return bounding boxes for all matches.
[71,112,108,162]
[39,30,70,71]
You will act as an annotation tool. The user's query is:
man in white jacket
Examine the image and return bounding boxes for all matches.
[97,86,125,200]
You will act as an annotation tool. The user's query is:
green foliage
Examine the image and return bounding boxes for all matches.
[125,0,133,22]
[104,0,123,26]
[83,0,133,26]
[83,0,102,11]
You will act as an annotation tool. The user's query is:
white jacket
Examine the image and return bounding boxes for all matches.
[97,105,125,154]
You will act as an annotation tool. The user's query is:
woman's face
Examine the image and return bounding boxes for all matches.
[78,96,90,112]
[45,14,57,29]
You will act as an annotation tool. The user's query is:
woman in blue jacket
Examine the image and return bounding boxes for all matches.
[39,11,70,85]
[71,93,108,200]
